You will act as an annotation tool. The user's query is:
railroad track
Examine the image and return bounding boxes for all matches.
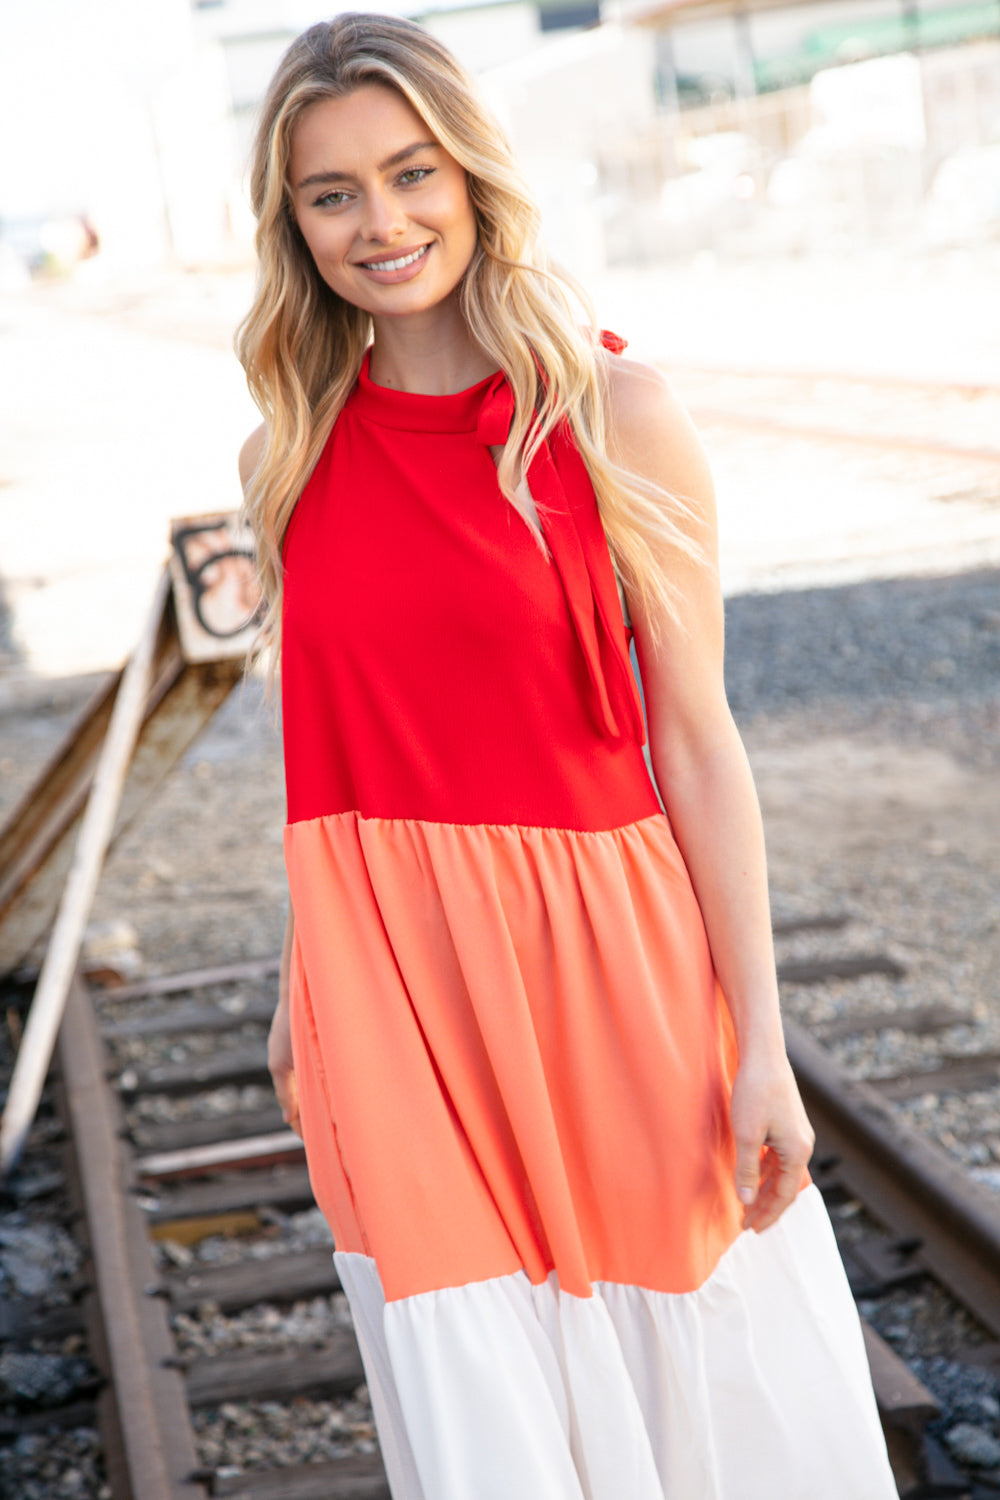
[2,960,386,1500]
[7,923,1000,1498]
[664,365,1000,467]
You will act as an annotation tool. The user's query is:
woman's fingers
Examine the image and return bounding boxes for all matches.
[741,1146,806,1232]
[734,1133,762,1209]
[731,1058,814,1232]
[272,1062,303,1137]
[267,992,303,1137]
[281,1076,301,1136]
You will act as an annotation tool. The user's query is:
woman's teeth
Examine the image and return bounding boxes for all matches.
[363,246,428,272]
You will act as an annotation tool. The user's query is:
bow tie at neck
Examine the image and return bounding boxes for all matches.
[473,341,646,748]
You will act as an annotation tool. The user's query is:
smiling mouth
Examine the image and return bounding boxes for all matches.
[359,244,430,272]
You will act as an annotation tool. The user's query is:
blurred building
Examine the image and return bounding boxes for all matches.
[1,0,997,279]
[620,0,1000,102]
[195,0,609,159]
[592,0,1000,260]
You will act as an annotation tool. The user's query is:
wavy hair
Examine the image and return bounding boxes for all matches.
[236,12,700,662]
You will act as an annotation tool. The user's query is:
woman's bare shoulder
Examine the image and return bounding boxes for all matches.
[599,350,713,504]
[238,424,268,494]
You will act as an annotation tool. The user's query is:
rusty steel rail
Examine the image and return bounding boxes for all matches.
[55,972,206,1500]
[786,1015,1000,1341]
[48,969,389,1500]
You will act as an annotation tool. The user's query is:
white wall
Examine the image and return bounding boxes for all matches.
[423,1,542,72]
[481,22,660,275]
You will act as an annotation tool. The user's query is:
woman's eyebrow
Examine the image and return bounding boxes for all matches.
[295,141,440,191]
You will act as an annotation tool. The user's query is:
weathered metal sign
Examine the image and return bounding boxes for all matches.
[169,513,263,664]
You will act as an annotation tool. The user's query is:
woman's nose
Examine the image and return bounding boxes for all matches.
[360,188,405,243]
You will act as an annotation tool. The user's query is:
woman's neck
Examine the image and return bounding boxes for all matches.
[368,302,497,395]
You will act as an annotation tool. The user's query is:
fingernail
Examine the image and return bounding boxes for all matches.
[737,1186,755,1204]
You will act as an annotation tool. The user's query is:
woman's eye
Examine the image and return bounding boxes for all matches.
[314,190,349,209]
[399,167,434,187]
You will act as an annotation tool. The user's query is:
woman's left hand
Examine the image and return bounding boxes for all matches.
[729,1052,815,1233]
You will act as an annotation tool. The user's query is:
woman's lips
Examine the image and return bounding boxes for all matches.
[356,244,431,282]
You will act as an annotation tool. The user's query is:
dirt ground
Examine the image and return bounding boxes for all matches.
[752,730,1000,1024]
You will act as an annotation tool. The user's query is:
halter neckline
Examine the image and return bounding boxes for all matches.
[348,334,645,746]
[353,349,499,433]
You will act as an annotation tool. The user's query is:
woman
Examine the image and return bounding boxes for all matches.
[237,15,896,1497]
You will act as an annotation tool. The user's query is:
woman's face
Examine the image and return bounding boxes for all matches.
[288,85,479,321]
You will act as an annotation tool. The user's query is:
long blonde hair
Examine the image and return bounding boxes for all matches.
[236,12,698,659]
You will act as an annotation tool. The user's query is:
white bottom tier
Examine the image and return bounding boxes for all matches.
[337,1185,896,1500]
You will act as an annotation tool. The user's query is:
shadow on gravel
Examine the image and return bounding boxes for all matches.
[724,567,1000,718]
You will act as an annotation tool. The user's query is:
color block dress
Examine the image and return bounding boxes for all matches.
[280,341,896,1500]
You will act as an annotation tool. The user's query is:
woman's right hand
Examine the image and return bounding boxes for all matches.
[269,907,302,1137]
[268,996,301,1137]
[268,992,302,1137]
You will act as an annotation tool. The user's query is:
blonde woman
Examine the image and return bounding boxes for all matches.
[238,15,896,1497]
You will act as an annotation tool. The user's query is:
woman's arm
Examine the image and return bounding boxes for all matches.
[238,423,301,1134]
[269,905,302,1137]
[607,358,813,1233]
[239,423,268,492]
